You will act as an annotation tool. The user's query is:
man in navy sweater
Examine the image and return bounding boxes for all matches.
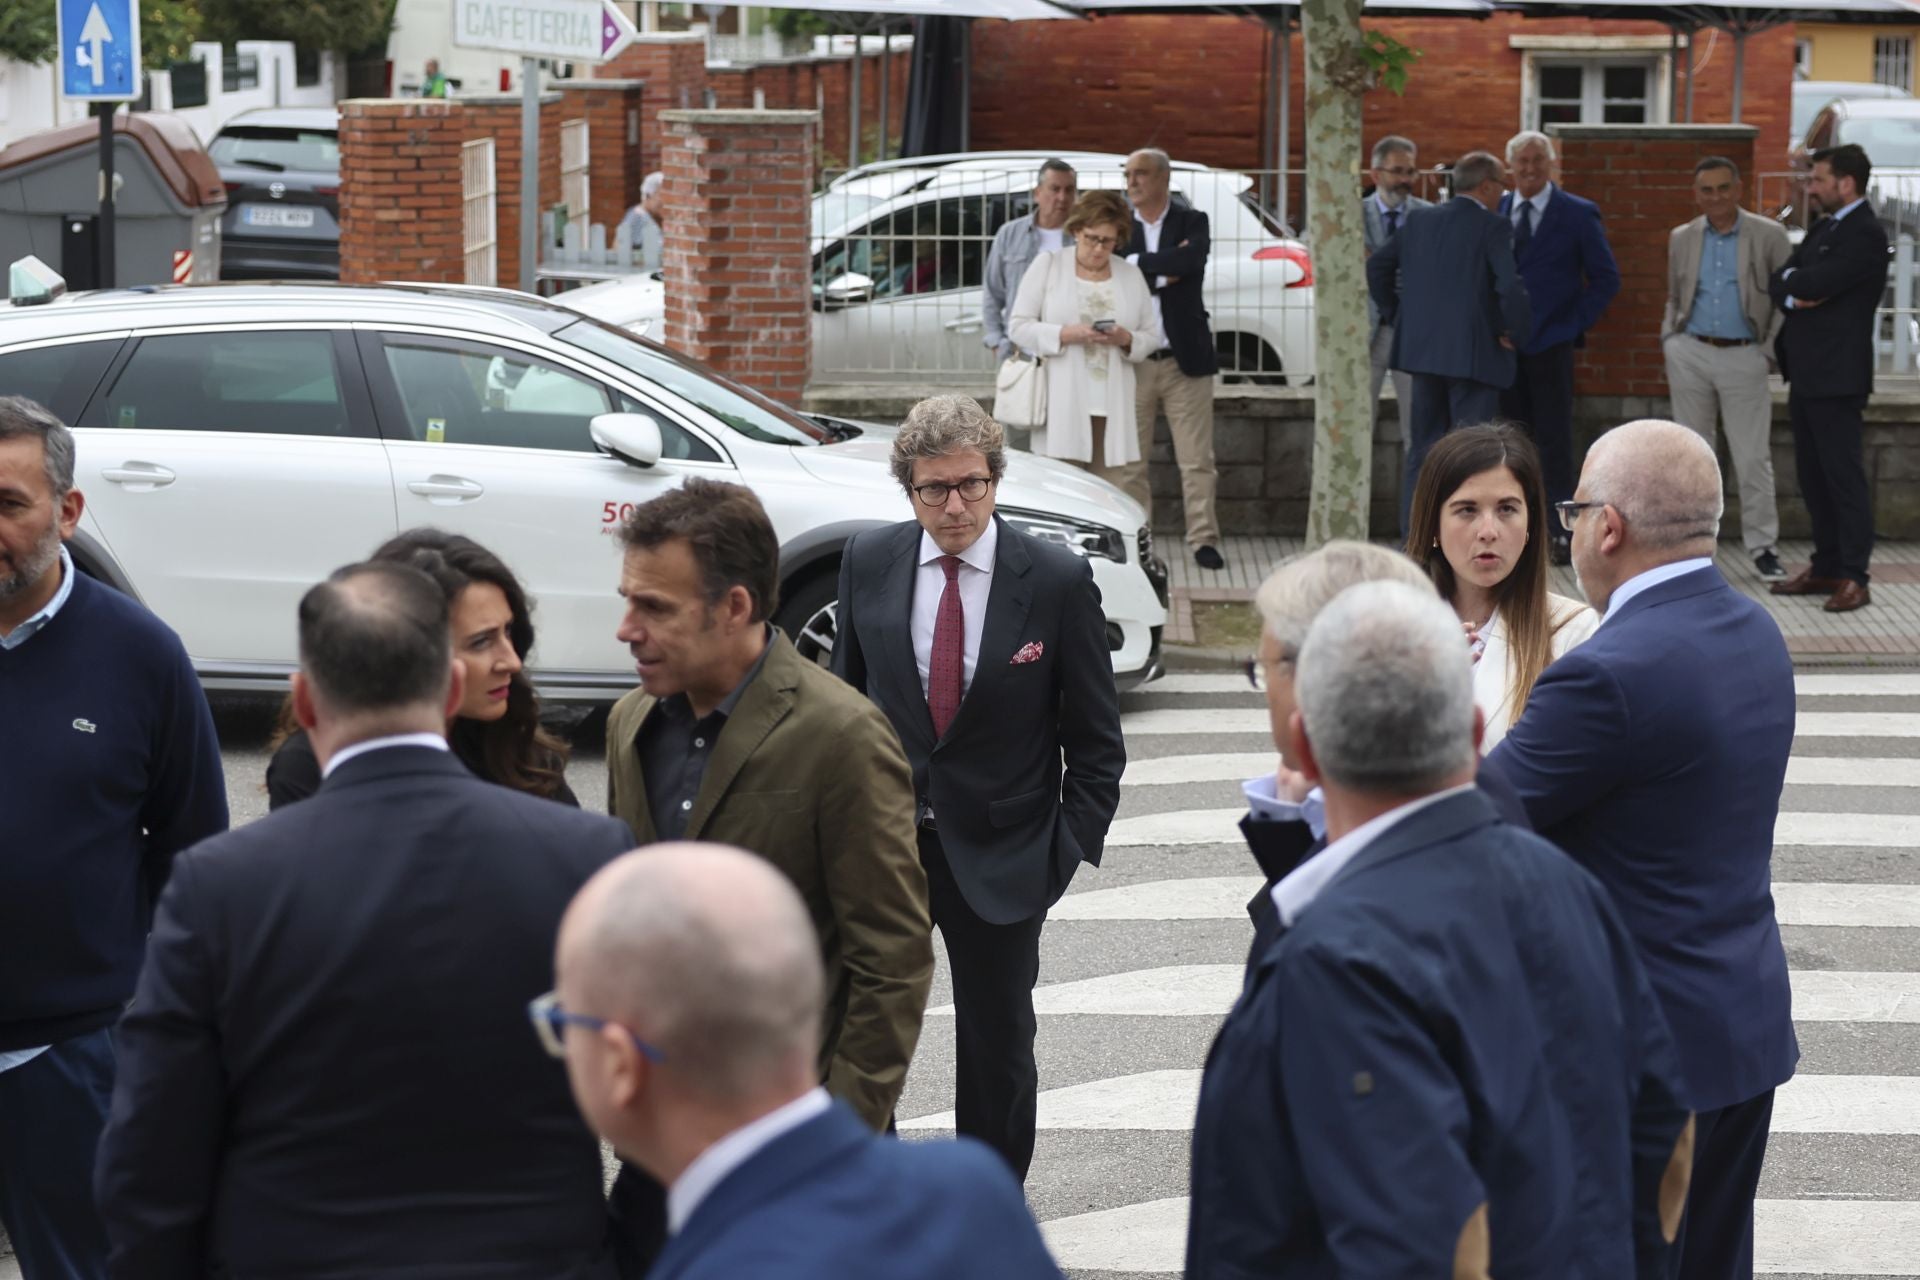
[0,396,228,1280]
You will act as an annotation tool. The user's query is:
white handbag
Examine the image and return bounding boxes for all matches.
[994,352,1047,428]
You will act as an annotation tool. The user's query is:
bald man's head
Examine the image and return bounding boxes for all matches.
[1570,419,1723,609]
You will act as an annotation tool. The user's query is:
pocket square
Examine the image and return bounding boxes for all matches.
[1010,641,1045,665]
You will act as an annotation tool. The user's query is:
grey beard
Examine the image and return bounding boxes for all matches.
[0,526,62,602]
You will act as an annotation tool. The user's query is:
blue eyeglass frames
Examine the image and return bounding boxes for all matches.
[527,990,665,1063]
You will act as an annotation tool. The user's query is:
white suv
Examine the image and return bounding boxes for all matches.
[562,150,1317,385]
[0,274,1167,699]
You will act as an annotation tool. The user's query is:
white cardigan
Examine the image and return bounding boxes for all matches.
[1475,591,1600,748]
[1006,248,1163,466]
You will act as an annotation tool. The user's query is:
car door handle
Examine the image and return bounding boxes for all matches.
[102,463,176,488]
[407,476,485,500]
[944,315,983,333]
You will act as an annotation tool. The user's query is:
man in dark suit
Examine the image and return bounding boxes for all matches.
[1769,142,1889,613]
[1368,150,1531,533]
[1118,147,1224,570]
[1488,419,1798,1280]
[833,394,1126,1181]
[1363,135,1433,449]
[95,562,636,1280]
[546,842,1061,1280]
[1189,581,1692,1279]
[1498,131,1621,561]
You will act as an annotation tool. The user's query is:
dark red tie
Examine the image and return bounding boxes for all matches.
[928,555,964,737]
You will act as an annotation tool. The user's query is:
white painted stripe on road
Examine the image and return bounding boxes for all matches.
[1796,713,1920,739]
[1138,673,1920,698]
[1121,709,1920,739]
[1776,883,1920,928]
[1776,1075,1920,1135]
[927,964,1242,1019]
[1051,876,1264,921]
[1123,752,1273,787]
[1787,758,1920,788]
[1775,812,1920,848]
[1794,971,1920,1023]
[1107,808,1245,847]
[1131,673,1256,696]
[1038,1196,1920,1274]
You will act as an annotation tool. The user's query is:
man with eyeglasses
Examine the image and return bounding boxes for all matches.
[834,394,1125,1183]
[538,842,1061,1280]
[1364,136,1431,454]
[97,562,636,1279]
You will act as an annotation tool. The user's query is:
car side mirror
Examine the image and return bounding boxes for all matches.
[817,272,875,311]
[591,413,664,469]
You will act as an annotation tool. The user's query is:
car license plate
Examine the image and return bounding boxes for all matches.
[244,205,316,229]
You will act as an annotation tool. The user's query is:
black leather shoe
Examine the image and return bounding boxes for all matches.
[1194,545,1225,571]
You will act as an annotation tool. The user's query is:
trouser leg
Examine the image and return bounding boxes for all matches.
[1789,392,1842,581]
[1160,367,1220,548]
[1505,342,1578,506]
[1805,394,1874,585]
[1402,373,1451,536]
[1670,1090,1775,1280]
[0,1028,117,1280]
[1716,344,1781,554]
[1119,358,1165,518]
[1390,368,1415,452]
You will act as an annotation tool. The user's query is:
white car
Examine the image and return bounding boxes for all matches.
[0,272,1168,699]
[560,150,1317,385]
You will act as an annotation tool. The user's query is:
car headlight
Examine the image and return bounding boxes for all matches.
[1001,508,1127,563]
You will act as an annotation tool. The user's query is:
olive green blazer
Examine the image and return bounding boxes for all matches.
[605,631,931,1130]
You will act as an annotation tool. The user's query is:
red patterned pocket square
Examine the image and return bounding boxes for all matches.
[1010,641,1045,665]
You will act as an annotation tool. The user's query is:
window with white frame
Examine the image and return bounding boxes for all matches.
[1531,59,1657,129]
[1875,36,1914,91]
[1796,39,1813,78]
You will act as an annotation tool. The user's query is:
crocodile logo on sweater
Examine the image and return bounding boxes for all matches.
[72,718,97,734]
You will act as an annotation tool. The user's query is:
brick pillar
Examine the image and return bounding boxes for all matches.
[456,92,565,292]
[659,109,818,406]
[595,33,710,179]
[558,79,649,234]
[1550,124,1759,398]
[337,99,466,285]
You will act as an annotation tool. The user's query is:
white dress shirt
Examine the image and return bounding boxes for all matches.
[668,1087,833,1234]
[1269,784,1476,928]
[1127,205,1171,351]
[1241,776,1327,842]
[320,732,451,779]
[912,519,998,699]
[1599,557,1714,627]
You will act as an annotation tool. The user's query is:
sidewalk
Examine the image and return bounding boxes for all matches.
[1163,538,1920,662]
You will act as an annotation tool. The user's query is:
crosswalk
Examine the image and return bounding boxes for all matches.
[894,668,1920,1278]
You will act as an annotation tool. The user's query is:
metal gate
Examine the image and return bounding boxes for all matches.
[461,137,497,287]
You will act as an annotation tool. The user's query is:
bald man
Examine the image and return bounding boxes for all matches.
[544,844,1059,1280]
[1486,420,1797,1280]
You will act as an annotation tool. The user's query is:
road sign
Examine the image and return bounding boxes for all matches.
[57,0,141,101]
[452,0,638,64]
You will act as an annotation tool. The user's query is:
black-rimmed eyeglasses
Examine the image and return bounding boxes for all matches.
[912,477,994,507]
[1553,500,1606,533]
[527,991,665,1063]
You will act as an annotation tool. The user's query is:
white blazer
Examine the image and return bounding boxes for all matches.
[1475,592,1600,748]
[1006,248,1162,466]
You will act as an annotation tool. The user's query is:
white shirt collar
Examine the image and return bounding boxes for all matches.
[668,1087,832,1234]
[917,517,998,574]
[1135,202,1169,231]
[1269,784,1476,928]
[320,731,451,779]
[1514,183,1553,219]
[0,545,75,650]
[1830,197,1867,222]
[1599,557,1714,627]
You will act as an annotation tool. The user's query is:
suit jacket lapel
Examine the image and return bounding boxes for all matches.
[614,698,663,843]
[876,522,936,746]
[942,519,1034,743]
[685,634,800,838]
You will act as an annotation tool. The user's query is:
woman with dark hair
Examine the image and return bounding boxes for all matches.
[266,529,575,808]
[1405,423,1598,746]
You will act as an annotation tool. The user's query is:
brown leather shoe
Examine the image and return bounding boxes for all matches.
[1771,568,1847,596]
[1823,581,1871,612]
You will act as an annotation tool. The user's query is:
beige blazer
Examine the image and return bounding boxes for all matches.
[1007,248,1162,465]
[1662,210,1792,359]
[1475,592,1600,748]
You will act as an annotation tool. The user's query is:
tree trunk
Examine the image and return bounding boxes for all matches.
[1300,0,1372,545]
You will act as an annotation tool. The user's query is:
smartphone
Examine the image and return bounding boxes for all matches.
[1092,319,1117,333]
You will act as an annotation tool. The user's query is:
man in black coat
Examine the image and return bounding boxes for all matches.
[1769,142,1889,613]
[833,394,1126,1181]
[96,562,636,1280]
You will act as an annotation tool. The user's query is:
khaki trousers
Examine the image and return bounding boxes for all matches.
[1061,416,1137,494]
[1663,333,1779,553]
[1370,324,1413,450]
[1114,356,1219,547]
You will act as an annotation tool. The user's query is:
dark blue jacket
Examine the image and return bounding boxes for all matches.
[0,569,227,1050]
[1189,789,1690,1279]
[1487,566,1798,1111]
[646,1102,1060,1280]
[1368,195,1531,388]
[1498,185,1621,354]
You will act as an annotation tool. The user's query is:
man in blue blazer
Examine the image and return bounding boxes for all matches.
[1190,581,1692,1279]
[549,843,1060,1280]
[1368,150,1531,534]
[1488,418,1798,1280]
[1498,131,1622,560]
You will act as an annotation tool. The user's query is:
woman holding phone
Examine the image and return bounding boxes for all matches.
[1008,189,1162,489]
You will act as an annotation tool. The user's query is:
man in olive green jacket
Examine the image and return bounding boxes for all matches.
[604,479,932,1133]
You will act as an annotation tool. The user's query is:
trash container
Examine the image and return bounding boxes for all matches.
[0,112,225,290]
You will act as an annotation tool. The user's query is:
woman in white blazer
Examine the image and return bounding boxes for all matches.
[1007,189,1163,490]
[1406,424,1599,747]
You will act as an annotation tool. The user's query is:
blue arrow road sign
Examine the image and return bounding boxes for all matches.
[58,0,141,101]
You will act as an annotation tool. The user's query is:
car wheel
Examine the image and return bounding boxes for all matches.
[776,569,839,669]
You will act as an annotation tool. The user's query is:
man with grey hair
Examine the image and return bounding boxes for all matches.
[1364,136,1430,449]
[983,158,1077,364]
[834,394,1124,1181]
[619,171,666,272]
[1497,130,1620,563]
[0,396,226,1280]
[548,843,1060,1278]
[1368,150,1531,534]
[1189,580,1693,1278]
[1489,419,1797,1280]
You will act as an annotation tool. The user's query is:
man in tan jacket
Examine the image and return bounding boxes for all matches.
[1662,155,1792,581]
[603,477,932,1137]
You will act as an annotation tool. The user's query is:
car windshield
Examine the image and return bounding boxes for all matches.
[1841,116,1920,167]
[210,126,340,173]
[554,318,829,445]
[813,191,883,238]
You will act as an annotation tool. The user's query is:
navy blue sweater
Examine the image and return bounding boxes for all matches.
[0,570,229,1050]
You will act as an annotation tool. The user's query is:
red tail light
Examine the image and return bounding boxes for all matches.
[223,182,241,195]
[315,186,339,196]
[1254,244,1313,288]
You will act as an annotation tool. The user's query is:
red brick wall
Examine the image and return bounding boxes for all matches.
[559,80,647,236]
[596,35,709,181]
[338,99,466,285]
[707,49,909,171]
[459,96,565,292]
[1553,125,1759,396]
[659,109,818,406]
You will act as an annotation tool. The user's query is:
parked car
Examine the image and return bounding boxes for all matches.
[1790,79,1909,154]
[208,106,342,280]
[560,150,1317,386]
[0,267,1167,699]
